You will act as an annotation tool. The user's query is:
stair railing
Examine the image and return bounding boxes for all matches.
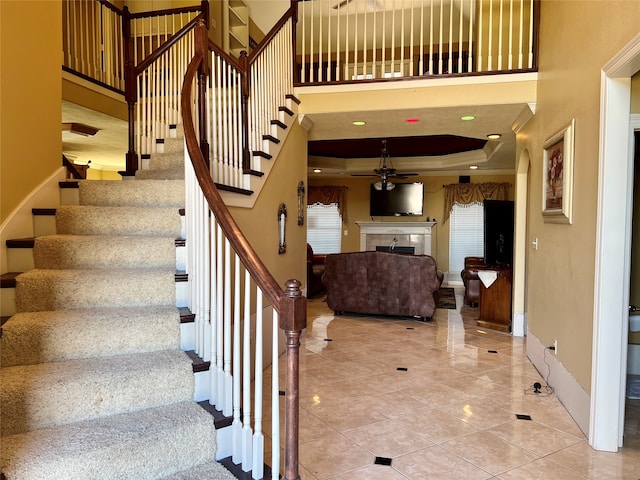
[295,0,539,84]
[182,22,306,480]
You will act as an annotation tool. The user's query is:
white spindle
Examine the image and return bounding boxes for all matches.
[488,0,493,70]
[478,0,484,71]
[232,258,242,463]
[252,289,264,480]
[438,0,443,74]
[528,0,534,68]
[271,310,280,480]
[216,223,225,407]
[241,271,253,472]
[498,0,504,70]
[448,0,453,73]
[508,0,514,69]
[223,238,233,416]
[458,0,464,73]
[518,0,524,69]
[468,0,474,73]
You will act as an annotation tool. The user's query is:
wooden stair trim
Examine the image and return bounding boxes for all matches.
[175,238,186,247]
[185,350,210,373]
[243,169,264,178]
[286,93,301,105]
[6,238,35,248]
[262,134,280,144]
[197,400,233,430]
[279,105,294,117]
[270,119,287,130]
[59,181,80,189]
[215,183,254,196]
[179,306,195,324]
[175,271,188,282]
[252,151,272,160]
[1,272,21,288]
[32,208,56,216]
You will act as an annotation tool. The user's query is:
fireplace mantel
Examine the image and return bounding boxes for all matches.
[356,221,437,256]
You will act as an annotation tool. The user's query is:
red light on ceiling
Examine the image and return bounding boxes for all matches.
[405,118,420,124]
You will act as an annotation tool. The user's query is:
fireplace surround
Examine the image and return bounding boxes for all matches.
[356,221,437,256]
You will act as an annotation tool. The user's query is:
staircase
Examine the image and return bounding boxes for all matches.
[0,132,236,479]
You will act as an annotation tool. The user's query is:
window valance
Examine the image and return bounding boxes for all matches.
[443,182,510,223]
[307,186,349,224]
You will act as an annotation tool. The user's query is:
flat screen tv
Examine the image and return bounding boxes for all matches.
[370,182,424,217]
[483,199,514,266]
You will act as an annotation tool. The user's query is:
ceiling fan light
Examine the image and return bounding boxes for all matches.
[373,181,383,191]
[386,182,395,191]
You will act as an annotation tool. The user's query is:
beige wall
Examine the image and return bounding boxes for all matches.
[517,1,640,392]
[229,123,308,295]
[1,1,62,224]
[309,174,514,272]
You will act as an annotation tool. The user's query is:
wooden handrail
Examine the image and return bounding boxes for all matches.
[182,22,305,479]
[247,5,296,63]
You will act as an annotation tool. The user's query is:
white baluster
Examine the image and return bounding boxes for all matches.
[252,289,264,480]
[223,238,233,416]
[271,311,280,480]
[232,258,242,463]
[241,272,253,472]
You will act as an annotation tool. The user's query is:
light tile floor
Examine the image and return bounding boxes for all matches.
[265,286,640,479]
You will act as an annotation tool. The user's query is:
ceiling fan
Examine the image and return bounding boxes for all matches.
[332,0,384,11]
[352,139,419,190]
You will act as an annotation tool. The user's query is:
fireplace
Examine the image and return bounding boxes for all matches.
[356,221,437,256]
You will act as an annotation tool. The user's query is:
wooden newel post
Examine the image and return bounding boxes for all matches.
[280,279,306,480]
[122,6,138,177]
[194,20,211,167]
[239,51,251,172]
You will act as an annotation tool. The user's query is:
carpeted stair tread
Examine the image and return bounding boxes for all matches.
[160,461,236,479]
[79,179,184,207]
[1,349,194,436]
[15,268,175,312]
[1,306,180,366]
[56,205,182,237]
[0,401,219,480]
[149,151,185,171]
[136,167,185,180]
[34,234,177,269]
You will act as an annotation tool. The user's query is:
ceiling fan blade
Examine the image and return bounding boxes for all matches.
[351,173,377,177]
[395,172,419,177]
[332,0,352,9]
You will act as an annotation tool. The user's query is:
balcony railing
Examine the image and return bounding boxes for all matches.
[295,0,538,84]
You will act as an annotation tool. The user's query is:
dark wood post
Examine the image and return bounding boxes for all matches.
[194,20,210,168]
[280,279,306,480]
[239,51,251,172]
[121,6,138,177]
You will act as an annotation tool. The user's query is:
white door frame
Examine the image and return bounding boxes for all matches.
[591,33,640,451]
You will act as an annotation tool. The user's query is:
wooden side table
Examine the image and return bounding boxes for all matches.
[477,267,512,332]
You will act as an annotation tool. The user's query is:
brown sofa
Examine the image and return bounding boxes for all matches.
[322,251,443,320]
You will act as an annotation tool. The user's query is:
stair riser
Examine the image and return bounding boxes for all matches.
[79,180,184,208]
[15,269,176,312]
[34,236,176,270]
[1,351,194,436]
[57,206,182,237]
[1,402,217,480]
[3,274,187,318]
[1,307,181,367]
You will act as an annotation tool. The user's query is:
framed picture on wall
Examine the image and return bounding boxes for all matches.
[542,119,575,224]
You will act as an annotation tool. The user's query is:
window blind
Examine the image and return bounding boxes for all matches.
[449,203,484,274]
[307,203,342,254]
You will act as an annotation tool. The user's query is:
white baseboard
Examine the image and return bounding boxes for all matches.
[527,329,590,437]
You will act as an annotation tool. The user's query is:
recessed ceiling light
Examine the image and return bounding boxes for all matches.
[460,115,476,121]
[405,118,419,124]
[469,165,479,170]
[487,133,502,140]
[313,168,322,173]
[352,121,366,126]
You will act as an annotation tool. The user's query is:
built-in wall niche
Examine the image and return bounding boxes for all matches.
[356,221,436,256]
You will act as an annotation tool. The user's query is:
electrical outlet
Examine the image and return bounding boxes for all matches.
[554,339,558,354]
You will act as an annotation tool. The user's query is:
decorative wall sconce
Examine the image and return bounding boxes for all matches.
[297,181,305,226]
[278,203,287,254]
